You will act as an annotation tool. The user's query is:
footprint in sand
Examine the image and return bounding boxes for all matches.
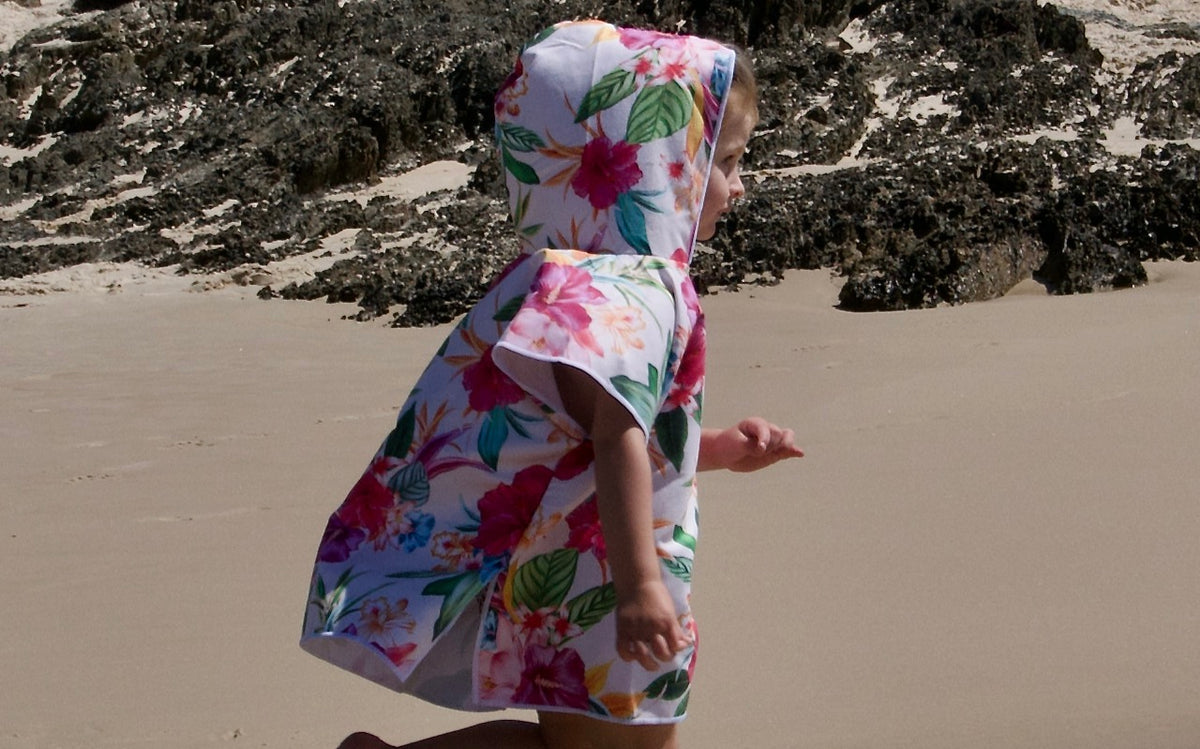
[66,460,153,483]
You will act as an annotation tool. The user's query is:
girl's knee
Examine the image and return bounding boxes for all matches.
[538,712,678,749]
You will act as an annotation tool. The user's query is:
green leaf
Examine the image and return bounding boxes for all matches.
[421,573,465,596]
[502,146,540,185]
[565,583,617,631]
[672,525,697,553]
[653,407,689,472]
[644,669,690,701]
[674,691,691,716]
[503,407,533,439]
[422,572,486,638]
[478,408,509,470]
[626,82,693,144]
[614,191,652,255]
[383,404,416,459]
[385,569,448,579]
[333,567,357,591]
[494,295,526,322]
[629,189,662,213]
[515,189,543,239]
[511,549,579,611]
[610,364,660,428]
[514,190,531,225]
[575,68,637,123]
[524,24,557,50]
[663,556,692,582]
[499,123,546,152]
[386,461,429,504]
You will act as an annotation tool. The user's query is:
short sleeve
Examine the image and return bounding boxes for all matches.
[490,250,682,438]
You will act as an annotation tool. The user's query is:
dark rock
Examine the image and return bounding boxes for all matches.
[750,37,872,167]
[1127,52,1200,139]
[1,0,1196,322]
[1034,217,1147,295]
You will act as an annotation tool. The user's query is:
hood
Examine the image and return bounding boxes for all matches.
[493,20,736,262]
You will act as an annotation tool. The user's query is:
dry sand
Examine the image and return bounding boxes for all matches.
[2,261,1199,749]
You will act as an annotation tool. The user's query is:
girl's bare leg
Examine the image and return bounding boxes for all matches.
[336,720,545,749]
[336,712,678,749]
[538,711,679,749]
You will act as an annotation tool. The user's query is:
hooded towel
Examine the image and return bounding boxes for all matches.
[300,20,737,724]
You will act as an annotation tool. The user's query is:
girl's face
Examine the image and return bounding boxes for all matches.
[697,92,755,241]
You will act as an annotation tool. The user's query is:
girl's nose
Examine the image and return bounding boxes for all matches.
[730,171,745,200]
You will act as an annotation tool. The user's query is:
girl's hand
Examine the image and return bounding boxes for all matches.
[698,417,805,472]
[615,579,692,670]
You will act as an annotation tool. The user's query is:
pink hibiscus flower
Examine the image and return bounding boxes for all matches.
[685,615,700,682]
[617,27,690,52]
[480,648,522,702]
[473,465,554,557]
[667,322,706,408]
[571,136,642,210]
[531,263,607,325]
[680,275,703,324]
[494,58,525,118]
[510,264,607,357]
[514,644,590,709]
[565,498,606,562]
[647,48,695,86]
[552,440,594,481]
[316,513,366,563]
[462,344,526,412]
[335,460,395,542]
[479,613,522,701]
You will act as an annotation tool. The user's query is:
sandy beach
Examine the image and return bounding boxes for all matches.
[2,261,1198,748]
[3,0,1200,744]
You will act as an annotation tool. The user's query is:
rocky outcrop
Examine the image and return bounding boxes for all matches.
[1,0,1197,323]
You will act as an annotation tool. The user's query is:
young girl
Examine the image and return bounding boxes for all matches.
[301,20,803,749]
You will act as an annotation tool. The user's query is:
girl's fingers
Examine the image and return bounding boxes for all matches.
[618,626,692,667]
[751,420,804,458]
[618,639,640,662]
[773,428,798,453]
[619,640,661,671]
[738,418,770,451]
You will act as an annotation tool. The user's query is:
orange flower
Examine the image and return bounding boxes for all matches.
[360,596,416,638]
[598,691,645,719]
[598,305,646,355]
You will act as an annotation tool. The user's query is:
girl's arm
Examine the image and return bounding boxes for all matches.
[697,417,804,472]
[554,364,691,669]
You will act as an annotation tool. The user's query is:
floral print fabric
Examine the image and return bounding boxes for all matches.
[301,20,735,724]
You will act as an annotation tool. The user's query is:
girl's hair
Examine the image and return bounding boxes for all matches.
[730,48,758,118]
